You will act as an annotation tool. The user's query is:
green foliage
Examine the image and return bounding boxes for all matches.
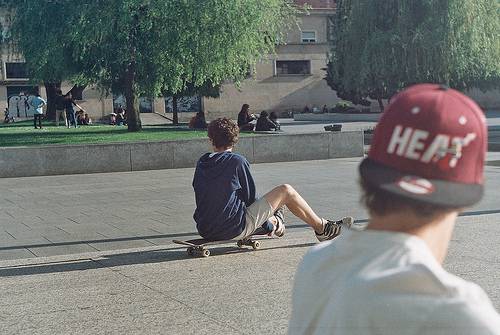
[6,0,294,96]
[0,121,209,147]
[335,101,351,108]
[6,0,295,130]
[6,0,82,83]
[0,120,257,147]
[70,0,294,95]
[327,0,500,105]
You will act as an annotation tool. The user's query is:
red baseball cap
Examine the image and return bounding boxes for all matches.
[360,84,487,207]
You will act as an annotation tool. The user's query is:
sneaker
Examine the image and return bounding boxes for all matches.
[273,206,286,237]
[339,216,354,229]
[315,218,343,242]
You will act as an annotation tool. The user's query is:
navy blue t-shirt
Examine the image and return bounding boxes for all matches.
[192,151,256,240]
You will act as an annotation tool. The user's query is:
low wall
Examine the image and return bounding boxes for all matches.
[0,131,364,178]
[294,113,381,122]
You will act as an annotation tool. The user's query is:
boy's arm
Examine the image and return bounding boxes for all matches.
[237,159,256,206]
[73,101,85,111]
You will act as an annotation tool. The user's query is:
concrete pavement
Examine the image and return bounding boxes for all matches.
[1,157,500,334]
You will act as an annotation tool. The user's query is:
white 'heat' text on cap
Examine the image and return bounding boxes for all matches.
[386,125,477,168]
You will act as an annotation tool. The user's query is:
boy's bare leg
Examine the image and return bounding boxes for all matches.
[263,184,324,233]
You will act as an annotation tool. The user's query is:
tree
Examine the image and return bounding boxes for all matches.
[326,0,500,110]
[7,0,295,131]
[5,1,86,119]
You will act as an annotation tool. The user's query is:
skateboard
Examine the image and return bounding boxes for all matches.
[173,227,269,258]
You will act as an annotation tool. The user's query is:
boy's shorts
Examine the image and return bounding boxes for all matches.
[234,197,275,240]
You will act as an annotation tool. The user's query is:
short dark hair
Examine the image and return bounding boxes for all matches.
[208,118,239,149]
[359,174,459,218]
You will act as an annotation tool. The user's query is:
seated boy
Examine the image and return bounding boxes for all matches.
[192,117,353,241]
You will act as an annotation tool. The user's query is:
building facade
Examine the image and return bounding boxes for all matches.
[204,0,340,120]
[1,1,498,122]
[0,1,340,122]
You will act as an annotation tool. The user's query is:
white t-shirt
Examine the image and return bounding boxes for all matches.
[31,96,46,115]
[289,229,500,335]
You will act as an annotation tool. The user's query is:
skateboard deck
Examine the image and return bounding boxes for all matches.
[173,227,270,257]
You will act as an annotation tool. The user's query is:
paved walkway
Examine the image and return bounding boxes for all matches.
[1,157,500,334]
[0,158,364,260]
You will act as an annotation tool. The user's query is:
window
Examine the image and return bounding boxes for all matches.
[4,62,29,80]
[113,94,154,113]
[301,31,316,43]
[139,97,154,113]
[6,86,38,97]
[165,96,201,113]
[276,60,311,76]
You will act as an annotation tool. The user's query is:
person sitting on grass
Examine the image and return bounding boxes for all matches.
[192,117,353,242]
[116,107,127,126]
[189,111,207,129]
[110,112,117,125]
[83,113,92,125]
[76,110,85,125]
[255,110,279,131]
[237,103,256,131]
[269,111,281,131]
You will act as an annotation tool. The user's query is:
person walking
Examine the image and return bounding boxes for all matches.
[31,93,46,129]
[289,84,500,334]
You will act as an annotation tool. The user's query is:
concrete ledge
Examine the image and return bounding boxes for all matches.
[0,131,363,178]
[294,113,381,122]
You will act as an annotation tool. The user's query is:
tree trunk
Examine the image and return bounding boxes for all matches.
[124,11,141,132]
[44,82,61,120]
[125,63,141,132]
[172,95,179,125]
[377,98,384,113]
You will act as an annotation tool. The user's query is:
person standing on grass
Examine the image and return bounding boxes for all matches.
[192,117,353,242]
[64,92,85,128]
[31,93,46,129]
[54,89,67,127]
[289,84,500,335]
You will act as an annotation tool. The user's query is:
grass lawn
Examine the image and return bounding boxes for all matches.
[0,120,210,147]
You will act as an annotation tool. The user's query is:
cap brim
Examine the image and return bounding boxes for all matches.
[359,158,483,208]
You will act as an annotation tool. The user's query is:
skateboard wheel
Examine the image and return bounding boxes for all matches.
[187,247,194,256]
[202,249,210,257]
[252,241,260,250]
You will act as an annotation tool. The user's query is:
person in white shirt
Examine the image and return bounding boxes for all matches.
[289,84,500,335]
[31,93,46,129]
